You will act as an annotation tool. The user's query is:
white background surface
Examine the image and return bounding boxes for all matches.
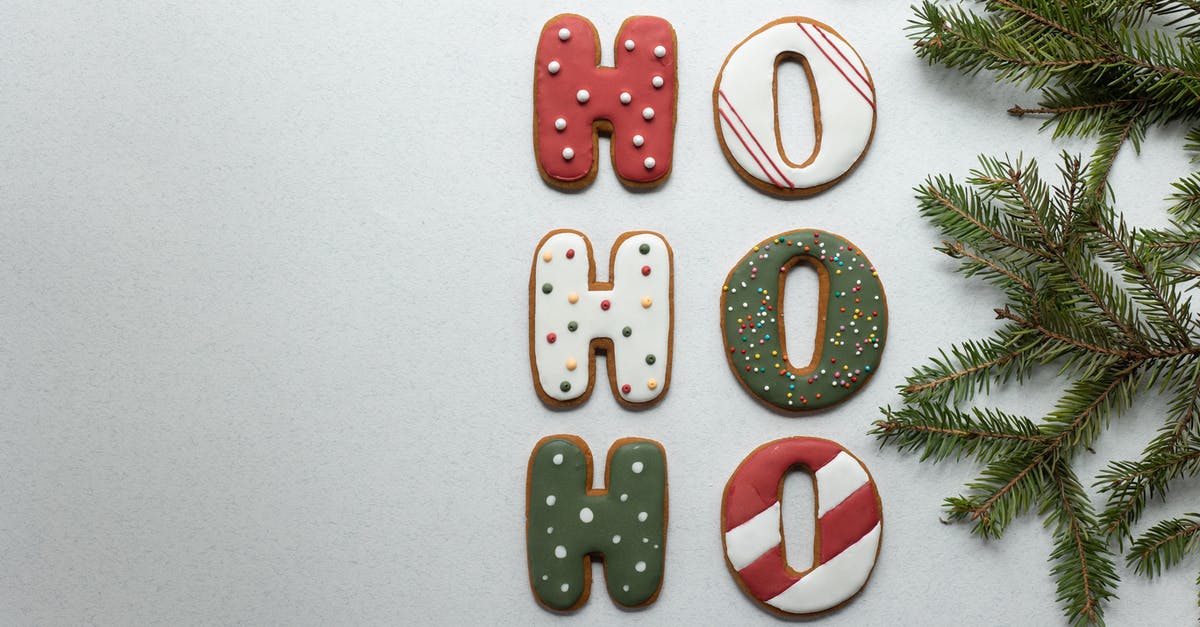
[3,1,1198,625]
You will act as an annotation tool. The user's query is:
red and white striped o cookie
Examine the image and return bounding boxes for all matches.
[713,17,875,196]
[721,437,882,616]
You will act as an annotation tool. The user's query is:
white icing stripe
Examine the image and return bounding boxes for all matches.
[724,501,782,570]
[714,19,875,191]
[814,452,869,517]
[764,522,881,614]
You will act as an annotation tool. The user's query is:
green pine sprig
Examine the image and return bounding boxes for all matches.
[875,3,1200,622]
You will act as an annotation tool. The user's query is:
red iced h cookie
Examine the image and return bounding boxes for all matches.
[534,14,677,189]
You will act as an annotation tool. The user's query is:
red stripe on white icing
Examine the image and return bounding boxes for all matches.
[796,23,874,110]
[818,482,879,563]
[739,545,800,601]
[813,25,869,88]
[718,90,794,187]
[717,108,784,188]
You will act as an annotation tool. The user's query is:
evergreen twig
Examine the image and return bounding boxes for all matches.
[877,2,1200,622]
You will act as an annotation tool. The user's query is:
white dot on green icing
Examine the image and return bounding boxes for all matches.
[542,575,548,581]
[643,537,649,543]
[579,507,594,523]
[635,561,647,572]
[561,583,569,592]
[620,493,628,502]
[552,453,563,465]
[623,585,630,592]
[612,534,621,544]
[555,545,566,558]
[546,495,556,506]
[632,461,644,474]
[638,511,648,522]
[547,527,553,534]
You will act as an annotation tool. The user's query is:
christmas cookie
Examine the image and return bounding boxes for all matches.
[722,437,882,616]
[713,17,875,196]
[530,230,673,408]
[721,229,886,412]
[527,435,668,611]
[534,14,678,189]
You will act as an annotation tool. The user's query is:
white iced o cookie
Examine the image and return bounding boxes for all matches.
[713,17,876,196]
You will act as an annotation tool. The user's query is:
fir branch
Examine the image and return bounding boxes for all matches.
[891,3,1200,620]
[1042,461,1121,626]
[1127,514,1200,578]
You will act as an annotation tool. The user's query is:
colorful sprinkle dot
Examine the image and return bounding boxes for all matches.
[601,300,611,311]
[641,296,653,308]
[622,326,632,337]
[546,333,557,344]
[566,358,577,371]
[567,292,579,304]
[542,283,553,294]
[645,354,656,365]
[641,265,651,276]
[639,243,650,254]
[567,321,578,332]
[560,381,571,392]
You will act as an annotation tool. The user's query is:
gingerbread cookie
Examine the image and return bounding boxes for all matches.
[534,14,678,189]
[530,230,673,408]
[721,229,887,412]
[526,435,668,611]
[722,437,882,616]
[713,17,875,196]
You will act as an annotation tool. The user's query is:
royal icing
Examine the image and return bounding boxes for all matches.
[721,229,887,411]
[534,14,677,187]
[723,437,882,616]
[531,230,673,406]
[714,17,875,195]
[527,435,667,610]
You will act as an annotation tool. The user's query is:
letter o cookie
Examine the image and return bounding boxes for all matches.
[721,229,887,412]
[714,17,875,196]
[722,437,882,616]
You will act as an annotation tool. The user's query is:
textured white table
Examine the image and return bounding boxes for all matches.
[2,1,1196,624]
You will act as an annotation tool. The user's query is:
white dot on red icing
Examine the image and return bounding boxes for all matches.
[546,495,556,506]
[558,28,570,41]
[555,545,566,558]
[632,134,644,147]
[643,157,655,170]
[635,561,647,572]
[642,107,654,120]
[632,461,644,474]
[560,583,569,592]
[579,507,594,523]
[552,453,563,465]
[554,117,566,131]
[637,511,648,522]
[576,90,589,104]
[548,61,560,74]
[654,45,666,58]
[562,147,574,160]
[612,535,621,544]
[624,39,635,51]
[620,493,628,502]
[620,91,631,105]
[652,75,664,88]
